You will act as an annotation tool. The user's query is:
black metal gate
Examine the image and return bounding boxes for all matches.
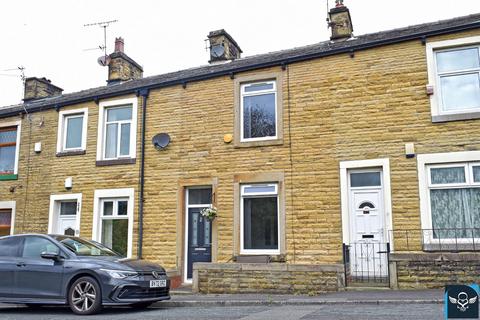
[343,242,390,287]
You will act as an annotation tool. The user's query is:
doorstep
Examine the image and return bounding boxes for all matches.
[170,284,193,295]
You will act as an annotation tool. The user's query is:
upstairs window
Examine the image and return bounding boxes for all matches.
[104,106,132,159]
[57,108,88,153]
[0,126,19,175]
[240,81,277,141]
[435,47,480,113]
[97,98,137,162]
[427,36,480,122]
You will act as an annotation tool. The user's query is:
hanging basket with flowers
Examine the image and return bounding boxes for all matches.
[200,207,217,221]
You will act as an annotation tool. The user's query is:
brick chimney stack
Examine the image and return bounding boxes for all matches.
[328,0,354,41]
[207,29,242,64]
[107,37,143,85]
[23,77,63,101]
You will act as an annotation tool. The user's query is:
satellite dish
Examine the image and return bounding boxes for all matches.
[211,44,225,58]
[97,55,111,67]
[152,133,171,150]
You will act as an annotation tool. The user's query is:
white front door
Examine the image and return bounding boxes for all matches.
[55,201,78,236]
[348,170,388,277]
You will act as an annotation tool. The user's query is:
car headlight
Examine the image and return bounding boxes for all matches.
[100,269,139,279]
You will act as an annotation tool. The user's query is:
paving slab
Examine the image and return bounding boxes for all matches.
[160,289,444,307]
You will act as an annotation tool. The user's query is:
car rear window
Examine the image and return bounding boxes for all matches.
[0,237,22,257]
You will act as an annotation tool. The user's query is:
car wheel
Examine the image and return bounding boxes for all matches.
[130,302,154,309]
[68,276,103,315]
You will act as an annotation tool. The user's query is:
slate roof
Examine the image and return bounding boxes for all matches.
[1,12,480,117]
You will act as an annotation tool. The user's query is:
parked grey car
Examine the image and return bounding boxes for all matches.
[0,234,170,315]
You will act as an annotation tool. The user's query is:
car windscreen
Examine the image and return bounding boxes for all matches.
[54,236,119,257]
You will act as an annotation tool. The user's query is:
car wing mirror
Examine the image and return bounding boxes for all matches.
[41,252,62,262]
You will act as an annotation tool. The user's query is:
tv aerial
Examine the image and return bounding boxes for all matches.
[83,19,118,67]
[0,66,27,102]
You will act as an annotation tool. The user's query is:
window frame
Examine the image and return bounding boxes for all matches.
[56,108,88,153]
[92,188,134,258]
[426,36,480,122]
[240,183,280,255]
[0,121,21,176]
[234,72,283,148]
[240,80,278,142]
[0,201,15,236]
[97,98,138,161]
[418,152,480,245]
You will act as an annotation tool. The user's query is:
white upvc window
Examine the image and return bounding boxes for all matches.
[0,121,21,176]
[56,108,88,153]
[240,80,277,142]
[240,183,279,255]
[418,152,480,246]
[97,98,137,161]
[426,36,480,120]
[92,188,134,258]
[426,163,480,241]
[0,201,15,236]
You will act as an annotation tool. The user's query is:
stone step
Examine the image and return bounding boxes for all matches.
[345,286,392,291]
[170,285,193,295]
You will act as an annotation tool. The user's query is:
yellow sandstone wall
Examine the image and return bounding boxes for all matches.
[1,29,479,277]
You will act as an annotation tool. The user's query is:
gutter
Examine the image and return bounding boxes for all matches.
[2,20,480,117]
[136,88,149,259]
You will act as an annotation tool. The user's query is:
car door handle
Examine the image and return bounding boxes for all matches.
[16,262,26,267]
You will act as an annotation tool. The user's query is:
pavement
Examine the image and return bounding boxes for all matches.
[156,288,444,307]
[0,290,446,320]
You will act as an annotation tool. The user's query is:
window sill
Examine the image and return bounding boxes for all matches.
[0,174,18,181]
[234,254,286,263]
[432,111,480,123]
[96,158,136,166]
[234,138,283,148]
[56,150,86,157]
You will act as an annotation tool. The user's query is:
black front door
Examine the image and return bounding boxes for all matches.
[187,207,212,280]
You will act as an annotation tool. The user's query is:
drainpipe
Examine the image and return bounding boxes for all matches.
[136,88,149,259]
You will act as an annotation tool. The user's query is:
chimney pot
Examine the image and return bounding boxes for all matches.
[114,37,124,53]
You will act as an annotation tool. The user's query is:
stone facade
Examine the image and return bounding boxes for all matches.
[0,23,479,292]
[0,96,142,257]
[193,263,344,294]
[391,253,480,289]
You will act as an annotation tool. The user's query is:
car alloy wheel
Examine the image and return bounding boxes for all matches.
[69,277,102,315]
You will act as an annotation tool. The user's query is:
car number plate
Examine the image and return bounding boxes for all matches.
[150,280,166,288]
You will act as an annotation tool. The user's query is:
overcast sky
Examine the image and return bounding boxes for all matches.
[1,0,479,106]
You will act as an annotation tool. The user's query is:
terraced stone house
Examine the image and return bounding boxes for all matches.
[1,2,480,293]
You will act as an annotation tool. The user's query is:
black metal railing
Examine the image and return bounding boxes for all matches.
[343,242,390,286]
[389,228,480,252]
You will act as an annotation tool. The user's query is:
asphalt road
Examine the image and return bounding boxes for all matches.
[0,303,443,320]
